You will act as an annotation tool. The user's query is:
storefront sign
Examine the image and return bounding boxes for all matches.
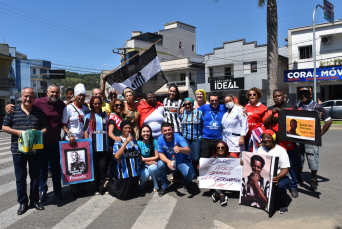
[210,77,244,91]
[284,66,342,82]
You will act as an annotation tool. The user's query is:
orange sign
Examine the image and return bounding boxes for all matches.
[286,116,315,140]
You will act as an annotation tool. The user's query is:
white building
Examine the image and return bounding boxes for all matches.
[119,21,205,99]
[199,39,288,105]
[286,19,342,103]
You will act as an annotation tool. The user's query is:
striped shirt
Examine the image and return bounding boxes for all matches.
[113,137,140,179]
[84,112,109,152]
[163,98,183,133]
[181,109,203,140]
[2,104,47,154]
[241,174,270,209]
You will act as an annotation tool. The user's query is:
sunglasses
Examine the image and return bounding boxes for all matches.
[217,146,225,150]
[249,93,257,97]
[210,100,218,102]
[115,104,124,108]
[184,103,192,106]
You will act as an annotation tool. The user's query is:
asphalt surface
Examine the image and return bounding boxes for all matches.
[0,128,341,229]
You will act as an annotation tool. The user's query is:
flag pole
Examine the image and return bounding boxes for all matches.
[104,39,162,78]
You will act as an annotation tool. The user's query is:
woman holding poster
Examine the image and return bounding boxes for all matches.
[84,96,110,194]
[62,83,90,196]
[99,120,140,200]
[256,129,291,214]
[222,95,248,158]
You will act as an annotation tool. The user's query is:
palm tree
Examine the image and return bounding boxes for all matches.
[258,0,278,106]
[214,0,279,106]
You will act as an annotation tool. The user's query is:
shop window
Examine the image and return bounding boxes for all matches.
[225,67,232,77]
[299,46,312,59]
[251,62,257,72]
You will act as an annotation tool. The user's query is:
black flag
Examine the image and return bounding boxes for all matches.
[105,44,167,96]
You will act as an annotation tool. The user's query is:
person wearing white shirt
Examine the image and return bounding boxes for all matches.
[222,94,248,158]
[256,129,291,214]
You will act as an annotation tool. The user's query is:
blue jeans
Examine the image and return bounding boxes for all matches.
[157,160,194,189]
[287,149,298,189]
[13,153,40,204]
[139,163,159,190]
[185,138,202,162]
[39,144,62,194]
[276,177,291,207]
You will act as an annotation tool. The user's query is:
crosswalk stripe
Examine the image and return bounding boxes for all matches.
[0,151,11,156]
[0,192,55,229]
[0,137,11,140]
[0,157,12,164]
[0,180,16,196]
[213,220,236,229]
[0,166,14,177]
[0,146,10,151]
[0,138,11,142]
[52,195,116,229]
[131,192,177,229]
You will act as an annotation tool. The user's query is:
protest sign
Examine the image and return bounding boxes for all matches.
[239,151,278,216]
[198,158,242,191]
[278,110,321,146]
[59,139,94,186]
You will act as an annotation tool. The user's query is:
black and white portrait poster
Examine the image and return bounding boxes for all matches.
[239,151,278,216]
[59,139,94,185]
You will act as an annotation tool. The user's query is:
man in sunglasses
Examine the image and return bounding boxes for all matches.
[197,95,227,158]
[2,87,47,215]
[296,87,332,191]
[264,89,300,198]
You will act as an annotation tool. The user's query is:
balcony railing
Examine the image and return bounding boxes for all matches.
[0,77,15,88]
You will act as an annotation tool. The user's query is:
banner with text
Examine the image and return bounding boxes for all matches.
[284,66,342,83]
[198,158,242,191]
[59,139,94,186]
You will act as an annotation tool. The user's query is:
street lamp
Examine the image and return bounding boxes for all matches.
[36,74,44,98]
[103,64,113,69]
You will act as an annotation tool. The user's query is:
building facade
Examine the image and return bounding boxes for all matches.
[286,19,342,104]
[10,46,52,98]
[199,39,288,105]
[120,21,205,99]
[0,43,16,123]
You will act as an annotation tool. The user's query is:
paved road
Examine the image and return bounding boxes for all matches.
[0,128,341,229]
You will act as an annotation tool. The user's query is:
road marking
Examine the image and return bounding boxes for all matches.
[0,179,29,196]
[0,166,14,177]
[0,157,12,165]
[213,220,236,229]
[131,192,177,229]
[0,146,10,151]
[0,137,11,140]
[0,151,11,156]
[0,192,55,229]
[52,195,116,229]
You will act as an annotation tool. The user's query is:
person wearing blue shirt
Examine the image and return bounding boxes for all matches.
[181,98,203,176]
[137,124,160,192]
[157,122,194,197]
[197,95,227,158]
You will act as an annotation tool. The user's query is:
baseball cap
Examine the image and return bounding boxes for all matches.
[299,87,312,93]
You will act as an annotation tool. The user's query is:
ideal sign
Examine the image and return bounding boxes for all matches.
[284,66,342,82]
[210,77,244,91]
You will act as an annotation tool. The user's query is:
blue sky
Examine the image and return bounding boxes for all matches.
[1,0,341,73]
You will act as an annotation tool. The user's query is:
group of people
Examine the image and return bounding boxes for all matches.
[2,75,331,215]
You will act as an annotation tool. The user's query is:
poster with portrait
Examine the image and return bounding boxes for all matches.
[198,158,242,191]
[59,139,94,186]
[278,110,321,146]
[239,151,278,216]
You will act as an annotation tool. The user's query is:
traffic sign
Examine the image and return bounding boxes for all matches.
[324,0,334,23]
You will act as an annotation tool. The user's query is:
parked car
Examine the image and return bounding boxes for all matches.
[321,100,342,119]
